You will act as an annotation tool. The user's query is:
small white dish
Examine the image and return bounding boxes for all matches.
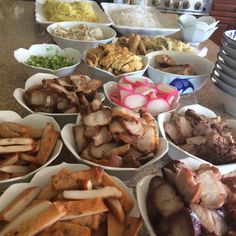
[47,22,117,56]
[103,76,180,116]
[101,3,180,36]
[147,50,214,95]
[0,162,140,218]
[136,156,236,236]
[83,51,149,84]
[61,114,169,180]
[14,44,81,77]
[35,0,112,26]
[0,111,63,192]
[13,73,105,127]
[158,104,236,170]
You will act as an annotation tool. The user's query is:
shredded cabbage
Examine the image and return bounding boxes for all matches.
[43,0,100,23]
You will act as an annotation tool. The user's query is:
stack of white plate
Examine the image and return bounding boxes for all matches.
[211,30,236,116]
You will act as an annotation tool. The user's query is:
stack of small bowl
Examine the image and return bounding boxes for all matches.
[211,30,236,116]
[177,14,218,45]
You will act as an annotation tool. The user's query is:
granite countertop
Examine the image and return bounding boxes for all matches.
[0,1,233,234]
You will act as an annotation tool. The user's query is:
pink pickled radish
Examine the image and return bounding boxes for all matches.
[119,76,130,85]
[117,83,133,92]
[143,98,170,114]
[166,94,177,105]
[110,95,121,105]
[134,86,154,96]
[156,83,178,95]
[123,76,148,85]
[148,91,158,99]
[133,80,148,88]
[123,93,148,109]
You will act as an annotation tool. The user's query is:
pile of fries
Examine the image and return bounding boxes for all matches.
[73,97,159,168]
[0,121,59,180]
[0,166,143,236]
[116,34,192,55]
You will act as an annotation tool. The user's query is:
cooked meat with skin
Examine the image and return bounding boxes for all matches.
[111,107,140,122]
[92,127,112,147]
[154,54,176,67]
[121,120,144,137]
[73,125,87,153]
[160,64,196,75]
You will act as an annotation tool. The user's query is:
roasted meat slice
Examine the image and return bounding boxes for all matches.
[92,127,112,147]
[121,119,144,137]
[111,107,140,122]
[73,125,87,154]
[164,121,185,145]
[160,65,196,75]
[89,142,118,159]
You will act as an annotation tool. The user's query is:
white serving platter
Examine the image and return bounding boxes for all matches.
[101,3,180,36]
[35,0,112,26]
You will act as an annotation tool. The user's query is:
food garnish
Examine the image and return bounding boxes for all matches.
[26,55,74,70]
[164,109,236,165]
[0,167,142,235]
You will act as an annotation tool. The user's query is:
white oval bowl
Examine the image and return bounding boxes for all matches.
[218,50,236,70]
[61,114,169,180]
[103,76,180,116]
[0,162,140,220]
[47,22,117,56]
[14,44,81,77]
[136,156,236,236]
[13,73,105,128]
[83,51,149,84]
[147,50,214,95]
[158,104,236,169]
[0,110,63,191]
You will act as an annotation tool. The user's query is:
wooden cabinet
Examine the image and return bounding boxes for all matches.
[210,0,236,45]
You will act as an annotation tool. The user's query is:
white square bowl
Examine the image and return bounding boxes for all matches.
[0,111,63,192]
[158,104,236,171]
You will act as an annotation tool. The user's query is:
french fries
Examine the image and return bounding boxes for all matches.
[0,121,59,180]
[0,167,142,236]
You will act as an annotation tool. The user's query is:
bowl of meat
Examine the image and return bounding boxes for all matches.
[147,50,214,95]
[61,98,169,180]
[0,110,62,191]
[137,157,236,236]
[83,44,149,83]
[14,44,81,77]
[158,104,236,171]
[13,73,104,127]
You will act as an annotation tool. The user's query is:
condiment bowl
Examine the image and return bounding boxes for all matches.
[47,22,117,56]
[14,44,81,77]
[147,50,214,95]
[224,30,236,49]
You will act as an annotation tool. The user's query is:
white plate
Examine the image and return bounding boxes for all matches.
[0,162,140,218]
[103,76,180,117]
[83,51,149,83]
[136,156,234,236]
[13,73,105,127]
[158,104,236,173]
[0,111,63,192]
[101,3,180,36]
[14,44,81,77]
[35,0,112,26]
[61,114,169,180]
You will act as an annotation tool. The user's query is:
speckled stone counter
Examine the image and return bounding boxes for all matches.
[0,1,231,234]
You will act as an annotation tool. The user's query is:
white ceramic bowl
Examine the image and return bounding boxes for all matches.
[221,40,236,60]
[0,111,63,191]
[213,67,236,87]
[35,0,112,26]
[211,72,236,96]
[147,50,214,94]
[61,114,169,180]
[158,104,236,169]
[83,51,149,83]
[136,156,236,236]
[13,73,105,128]
[0,162,140,218]
[224,30,236,49]
[213,82,236,118]
[47,22,117,56]
[14,44,81,77]
[216,60,236,80]
[101,3,180,36]
[218,50,236,70]
[103,76,180,116]
[179,23,218,45]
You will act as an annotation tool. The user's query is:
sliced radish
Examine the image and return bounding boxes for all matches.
[148,91,158,99]
[134,86,154,96]
[123,93,148,109]
[117,83,133,92]
[119,76,131,85]
[110,95,121,105]
[143,98,170,114]
[156,83,178,95]
[123,77,148,85]
[133,80,149,88]
[166,94,177,105]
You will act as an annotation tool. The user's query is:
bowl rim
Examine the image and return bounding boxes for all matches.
[47,21,117,43]
[224,30,236,42]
